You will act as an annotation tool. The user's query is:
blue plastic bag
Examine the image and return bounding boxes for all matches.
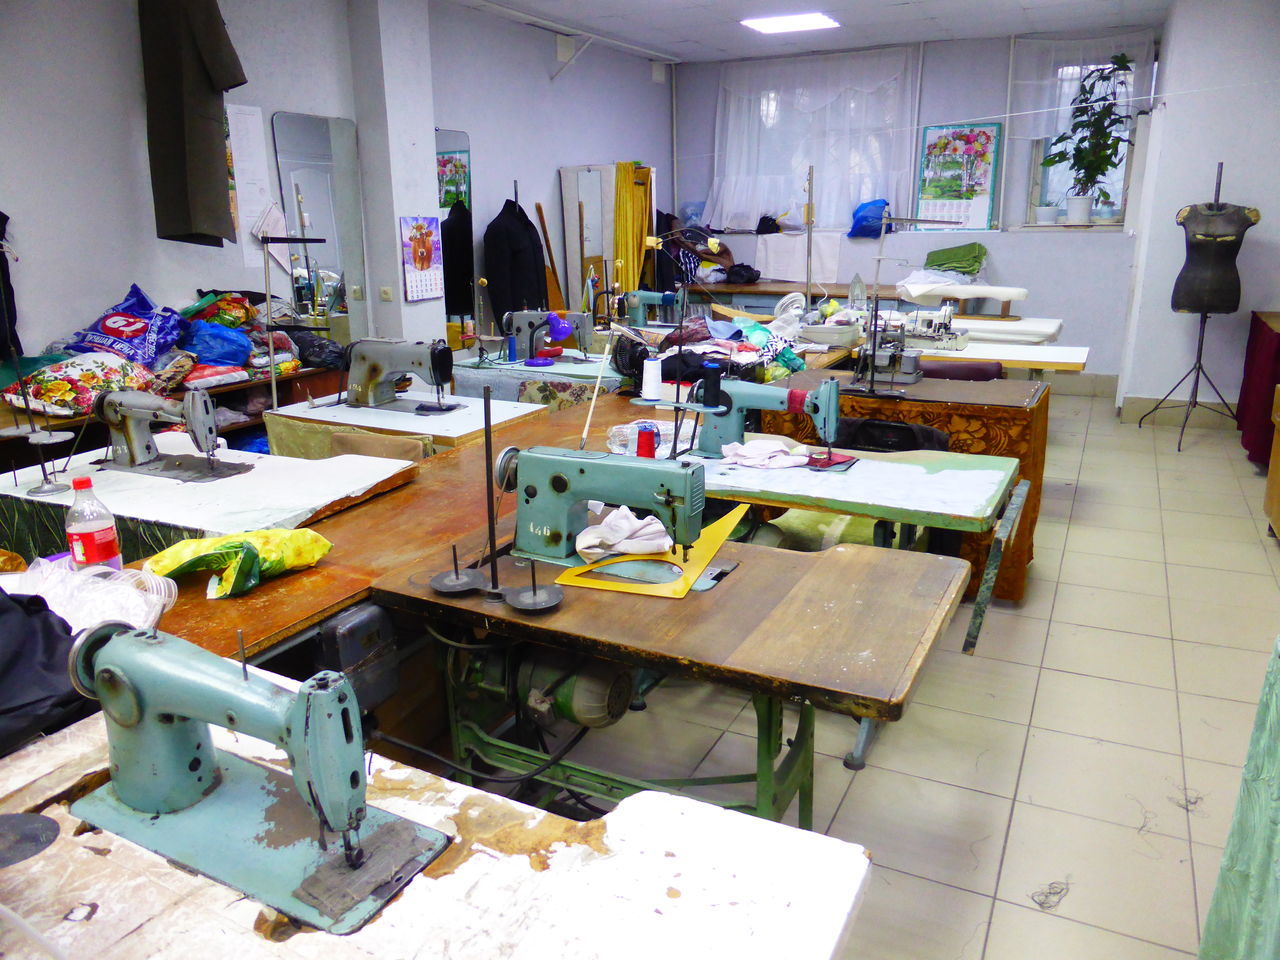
[848,199,892,239]
[181,320,252,367]
[66,284,189,368]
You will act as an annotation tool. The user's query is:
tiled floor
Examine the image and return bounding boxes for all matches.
[571,393,1274,958]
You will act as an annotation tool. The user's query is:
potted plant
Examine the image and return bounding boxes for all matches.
[1042,53,1139,224]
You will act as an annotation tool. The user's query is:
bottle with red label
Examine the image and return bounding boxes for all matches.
[66,477,123,570]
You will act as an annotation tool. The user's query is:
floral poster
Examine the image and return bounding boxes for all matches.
[437,150,470,209]
[915,123,1001,229]
[400,216,443,302]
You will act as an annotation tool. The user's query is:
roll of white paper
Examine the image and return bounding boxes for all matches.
[640,357,663,400]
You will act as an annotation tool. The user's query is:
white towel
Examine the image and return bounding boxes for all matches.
[720,439,810,469]
[575,505,674,561]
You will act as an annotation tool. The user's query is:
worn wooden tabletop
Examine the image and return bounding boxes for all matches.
[373,540,969,721]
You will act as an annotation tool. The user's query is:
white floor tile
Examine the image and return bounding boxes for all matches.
[1042,622,1175,688]
[1181,758,1243,850]
[1033,669,1181,754]
[997,802,1199,952]
[829,766,1012,895]
[1179,692,1258,767]
[837,866,991,960]
[1174,642,1270,703]
[1166,565,1280,610]
[985,901,1195,960]
[1017,728,1187,839]
[1034,519,1068,551]
[1052,583,1171,637]
[1164,535,1273,575]
[1067,500,1163,532]
[1192,842,1223,940]
[869,702,1026,797]
[1064,525,1165,563]
[913,649,1039,724]
[938,607,1048,666]
[1057,552,1168,597]
[1159,488,1251,518]
[996,575,1056,620]
[566,711,721,782]
[1169,597,1280,652]
[1162,510,1265,543]
[1071,480,1160,509]
[646,678,749,730]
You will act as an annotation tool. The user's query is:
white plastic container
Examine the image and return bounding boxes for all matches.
[66,476,122,571]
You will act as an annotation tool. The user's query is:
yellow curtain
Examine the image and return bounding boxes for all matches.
[613,162,651,294]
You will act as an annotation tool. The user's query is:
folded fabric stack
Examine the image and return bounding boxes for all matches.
[922,241,988,276]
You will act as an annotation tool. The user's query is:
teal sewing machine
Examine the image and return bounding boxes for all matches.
[495,446,705,564]
[690,376,841,458]
[623,289,683,327]
[67,623,450,934]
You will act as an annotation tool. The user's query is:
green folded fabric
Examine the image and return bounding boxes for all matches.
[924,242,988,275]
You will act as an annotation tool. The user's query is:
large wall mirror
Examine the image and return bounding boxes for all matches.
[434,127,475,322]
[272,112,368,342]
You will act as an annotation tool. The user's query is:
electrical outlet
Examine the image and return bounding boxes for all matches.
[350,285,364,301]
[379,286,394,302]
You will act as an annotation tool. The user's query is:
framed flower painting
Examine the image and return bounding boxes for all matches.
[915,123,1002,229]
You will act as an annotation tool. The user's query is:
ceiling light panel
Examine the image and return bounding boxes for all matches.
[740,12,841,33]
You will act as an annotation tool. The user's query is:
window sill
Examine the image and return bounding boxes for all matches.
[1010,223,1127,232]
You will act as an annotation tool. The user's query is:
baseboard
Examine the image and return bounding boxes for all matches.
[1118,396,1237,430]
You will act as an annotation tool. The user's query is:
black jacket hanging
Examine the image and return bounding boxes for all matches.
[0,211,20,361]
[138,0,247,247]
[441,200,474,316]
[482,199,548,321]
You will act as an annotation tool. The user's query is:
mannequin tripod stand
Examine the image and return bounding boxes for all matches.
[1136,311,1236,451]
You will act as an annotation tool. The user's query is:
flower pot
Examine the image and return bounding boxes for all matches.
[1064,195,1094,225]
[1034,205,1060,225]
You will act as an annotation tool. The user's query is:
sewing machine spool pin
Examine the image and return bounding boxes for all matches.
[67,623,450,934]
[503,558,564,612]
[429,543,487,594]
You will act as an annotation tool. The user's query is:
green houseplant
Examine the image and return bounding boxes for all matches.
[1042,53,1138,224]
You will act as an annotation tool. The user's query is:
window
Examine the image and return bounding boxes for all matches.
[704,47,921,231]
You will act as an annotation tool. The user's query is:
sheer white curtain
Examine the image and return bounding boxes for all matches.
[1011,30,1156,140]
[705,47,920,231]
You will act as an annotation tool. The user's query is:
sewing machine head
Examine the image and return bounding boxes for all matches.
[623,290,681,327]
[67,622,449,933]
[93,389,251,482]
[690,377,840,458]
[502,311,593,361]
[495,446,705,564]
[346,337,458,412]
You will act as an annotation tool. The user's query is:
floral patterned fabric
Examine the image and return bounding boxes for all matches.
[517,379,605,412]
[2,352,156,417]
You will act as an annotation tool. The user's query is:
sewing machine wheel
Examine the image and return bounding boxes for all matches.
[68,620,134,699]
[494,445,520,493]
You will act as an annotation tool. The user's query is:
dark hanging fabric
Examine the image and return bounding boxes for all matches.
[0,590,89,758]
[482,199,548,321]
[441,200,474,316]
[654,210,680,293]
[138,0,247,247]
[0,211,20,360]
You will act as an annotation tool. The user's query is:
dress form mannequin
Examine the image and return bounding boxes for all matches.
[1139,164,1261,450]
[1171,203,1260,314]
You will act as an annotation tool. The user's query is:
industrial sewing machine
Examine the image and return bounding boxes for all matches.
[494,445,705,565]
[67,622,450,934]
[345,337,459,413]
[505,310,596,360]
[688,376,841,459]
[623,289,683,327]
[93,389,253,482]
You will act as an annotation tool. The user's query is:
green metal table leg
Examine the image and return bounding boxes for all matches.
[752,695,814,827]
[843,716,879,771]
[963,478,1030,655]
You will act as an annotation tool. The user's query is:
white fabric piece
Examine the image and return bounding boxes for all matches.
[705,47,921,231]
[754,232,842,284]
[575,505,674,562]
[895,270,1027,307]
[955,316,1062,345]
[720,439,810,469]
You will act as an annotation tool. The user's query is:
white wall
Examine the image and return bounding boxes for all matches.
[428,0,673,323]
[0,0,357,350]
[1119,0,1280,402]
[674,37,1141,374]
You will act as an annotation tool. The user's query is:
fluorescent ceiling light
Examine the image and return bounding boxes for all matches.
[740,12,840,33]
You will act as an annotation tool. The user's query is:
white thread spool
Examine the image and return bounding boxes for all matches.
[640,358,663,400]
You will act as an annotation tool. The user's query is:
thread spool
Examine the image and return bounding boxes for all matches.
[506,335,518,362]
[636,424,656,458]
[700,362,721,408]
[640,358,663,400]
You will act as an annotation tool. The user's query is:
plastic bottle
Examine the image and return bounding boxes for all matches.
[66,476,122,571]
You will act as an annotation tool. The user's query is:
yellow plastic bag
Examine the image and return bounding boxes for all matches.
[143,528,332,599]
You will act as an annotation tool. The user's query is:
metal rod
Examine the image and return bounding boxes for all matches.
[237,629,248,681]
[1213,161,1223,204]
[804,165,814,308]
[530,560,538,594]
[482,386,501,592]
[452,544,460,578]
[262,242,279,410]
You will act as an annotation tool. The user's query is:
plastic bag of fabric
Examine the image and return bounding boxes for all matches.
[288,329,346,369]
[848,199,891,239]
[183,363,248,389]
[181,319,252,367]
[66,284,188,368]
[143,528,332,599]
